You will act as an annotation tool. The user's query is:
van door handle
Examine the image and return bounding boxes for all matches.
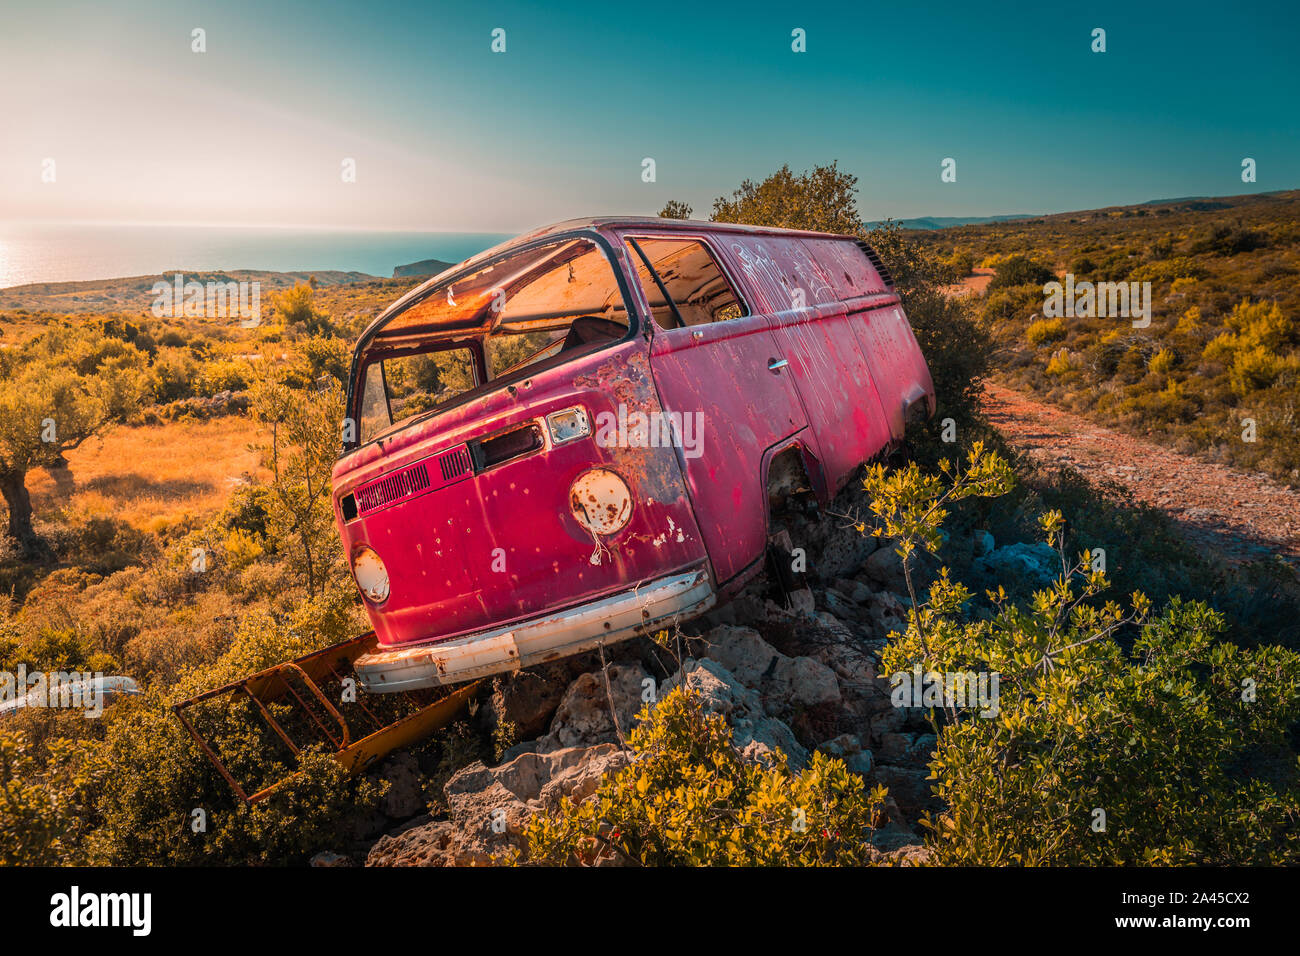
[768,358,789,372]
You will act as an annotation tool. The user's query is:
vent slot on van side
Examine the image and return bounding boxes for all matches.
[355,462,431,514]
[855,239,895,290]
[470,423,544,472]
[437,446,473,482]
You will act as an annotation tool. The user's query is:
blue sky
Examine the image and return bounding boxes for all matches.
[1,0,1295,231]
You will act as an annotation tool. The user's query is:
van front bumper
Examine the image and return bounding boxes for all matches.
[354,567,715,693]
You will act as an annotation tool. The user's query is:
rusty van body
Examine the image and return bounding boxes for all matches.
[333,218,934,692]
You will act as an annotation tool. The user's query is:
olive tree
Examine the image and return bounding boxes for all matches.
[0,327,147,557]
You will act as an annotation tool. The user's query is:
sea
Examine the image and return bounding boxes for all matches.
[0,222,513,289]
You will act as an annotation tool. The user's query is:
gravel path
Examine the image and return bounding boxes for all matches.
[982,382,1300,566]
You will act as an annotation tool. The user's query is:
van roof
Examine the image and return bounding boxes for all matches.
[525,216,852,241]
[362,217,861,345]
[445,216,857,285]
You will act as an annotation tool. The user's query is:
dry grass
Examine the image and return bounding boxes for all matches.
[26,415,269,532]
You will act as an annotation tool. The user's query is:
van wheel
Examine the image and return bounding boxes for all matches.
[887,438,915,467]
[764,531,808,608]
[764,448,819,604]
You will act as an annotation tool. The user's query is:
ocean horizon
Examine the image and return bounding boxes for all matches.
[0,222,514,290]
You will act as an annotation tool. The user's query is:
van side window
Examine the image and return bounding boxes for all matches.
[358,347,478,444]
[626,237,747,330]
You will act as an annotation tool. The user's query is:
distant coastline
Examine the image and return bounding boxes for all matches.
[0,222,509,290]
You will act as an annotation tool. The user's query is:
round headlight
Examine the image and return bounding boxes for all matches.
[569,468,633,536]
[352,545,390,604]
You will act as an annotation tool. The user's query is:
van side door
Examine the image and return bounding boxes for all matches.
[724,234,894,493]
[624,233,807,587]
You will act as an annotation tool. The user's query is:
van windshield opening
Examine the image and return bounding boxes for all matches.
[351,237,631,446]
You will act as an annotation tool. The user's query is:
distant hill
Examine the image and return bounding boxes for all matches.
[930,189,1300,246]
[393,258,455,278]
[866,214,1035,231]
[871,191,1294,233]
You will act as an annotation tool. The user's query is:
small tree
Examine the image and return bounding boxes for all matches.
[710,161,861,235]
[0,328,147,557]
[248,377,346,598]
[658,200,693,220]
[987,254,1055,291]
[273,282,332,335]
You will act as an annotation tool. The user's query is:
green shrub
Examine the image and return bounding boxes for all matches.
[149,347,201,403]
[1229,346,1298,395]
[1225,298,1295,351]
[1148,348,1177,375]
[199,358,253,394]
[902,289,991,427]
[85,601,380,866]
[273,282,333,335]
[0,728,109,865]
[1045,348,1081,376]
[515,686,890,866]
[1191,223,1269,257]
[988,255,1055,291]
[866,451,1300,865]
[945,250,975,277]
[1127,257,1207,284]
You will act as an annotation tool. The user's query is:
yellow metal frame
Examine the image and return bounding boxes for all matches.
[172,632,480,803]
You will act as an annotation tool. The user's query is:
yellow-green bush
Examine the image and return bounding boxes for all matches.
[0,728,109,865]
[1225,298,1295,351]
[198,358,254,394]
[515,687,890,866]
[1026,317,1068,346]
[865,451,1300,865]
[1229,346,1299,395]
[1046,348,1080,376]
[1148,348,1177,375]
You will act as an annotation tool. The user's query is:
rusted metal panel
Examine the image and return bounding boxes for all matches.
[849,304,936,438]
[172,633,480,803]
[730,235,897,489]
[644,309,808,585]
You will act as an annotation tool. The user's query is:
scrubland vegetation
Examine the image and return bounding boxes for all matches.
[1,171,1297,866]
[926,191,1300,486]
[0,279,411,864]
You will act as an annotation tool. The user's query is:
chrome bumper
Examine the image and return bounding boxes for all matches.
[355,568,714,693]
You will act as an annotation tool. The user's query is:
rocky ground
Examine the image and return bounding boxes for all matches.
[305,486,1018,868]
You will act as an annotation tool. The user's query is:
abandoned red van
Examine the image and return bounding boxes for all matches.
[332,218,934,692]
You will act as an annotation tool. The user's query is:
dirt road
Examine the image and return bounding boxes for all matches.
[982,382,1300,566]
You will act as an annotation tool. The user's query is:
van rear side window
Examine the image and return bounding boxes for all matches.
[627,237,747,330]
